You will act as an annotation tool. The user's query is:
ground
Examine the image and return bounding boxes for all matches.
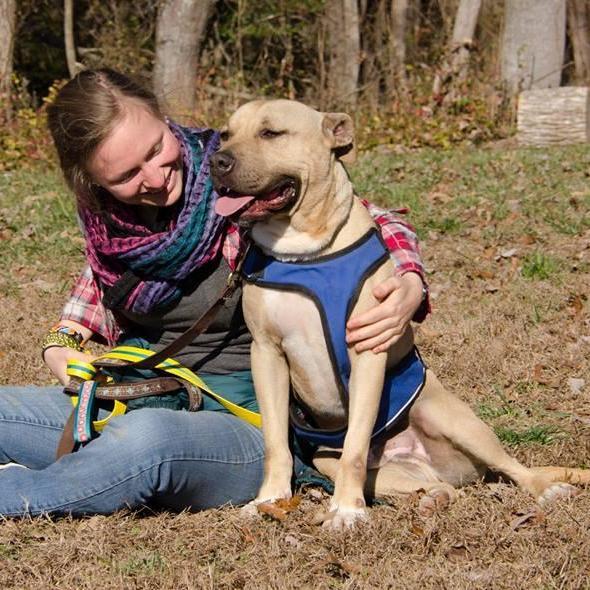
[0,143,589,589]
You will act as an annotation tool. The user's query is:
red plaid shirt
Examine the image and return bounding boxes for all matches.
[61,202,429,345]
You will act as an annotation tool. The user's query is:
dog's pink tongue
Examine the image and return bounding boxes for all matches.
[215,195,255,217]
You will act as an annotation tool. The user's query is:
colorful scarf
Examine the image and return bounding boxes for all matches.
[79,123,225,314]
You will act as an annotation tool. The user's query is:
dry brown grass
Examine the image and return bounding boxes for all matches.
[0,145,589,588]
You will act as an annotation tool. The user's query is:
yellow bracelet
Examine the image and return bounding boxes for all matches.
[41,326,85,356]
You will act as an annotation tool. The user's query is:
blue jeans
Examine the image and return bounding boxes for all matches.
[0,386,265,516]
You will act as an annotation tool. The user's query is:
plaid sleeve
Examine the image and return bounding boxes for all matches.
[222,223,248,270]
[363,200,430,322]
[60,266,120,345]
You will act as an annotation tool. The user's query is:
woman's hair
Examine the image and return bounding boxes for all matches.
[47,68,164,209]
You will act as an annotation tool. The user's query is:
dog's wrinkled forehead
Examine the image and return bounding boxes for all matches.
[223,99,323,141]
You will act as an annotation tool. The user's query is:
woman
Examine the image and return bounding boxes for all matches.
[0,68,429,516]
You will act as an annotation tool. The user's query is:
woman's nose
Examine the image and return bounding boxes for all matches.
[141,162,166,192]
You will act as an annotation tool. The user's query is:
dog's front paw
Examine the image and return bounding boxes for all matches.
[313,500,369,530]
[537,482,579,506]
[240,500,262,519]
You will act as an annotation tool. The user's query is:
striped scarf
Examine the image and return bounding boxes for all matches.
[79,123,225,314]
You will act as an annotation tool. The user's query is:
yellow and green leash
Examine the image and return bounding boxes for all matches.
[66,345,262,434]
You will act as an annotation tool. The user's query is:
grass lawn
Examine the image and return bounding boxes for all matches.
[0,142,589,589]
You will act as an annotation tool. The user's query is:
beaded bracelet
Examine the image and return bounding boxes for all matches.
[41,325,85,357]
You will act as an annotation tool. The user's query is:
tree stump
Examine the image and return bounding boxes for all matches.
[517,87,590,146]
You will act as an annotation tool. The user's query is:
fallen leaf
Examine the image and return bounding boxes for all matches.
[510,509,545,530]
[256,495,301,522]
[275,495,302,512]
[417,325,442,339]
[484,284,499,293]
[533,364,549,385]
[307,488,324,502]
[568,378,585,396]
[567,294,586,316]
[284,534,302,548]
[472,269,496,280]
[496,248,518,260]
[410,522,425,537]
[507,199,521,212]
[257,502,287,522]
[321,554,362,576]
[236,525,256,543]
[446,543,470,562]
[518,234,537,245]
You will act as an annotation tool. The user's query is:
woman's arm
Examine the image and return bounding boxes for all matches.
[42,266,119,384]
[346,201,429,353]
[60,265,120,345]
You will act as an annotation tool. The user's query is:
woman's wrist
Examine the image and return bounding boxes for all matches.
[401,271,426,301]
[401,271,430,323]
[41,324,85,361]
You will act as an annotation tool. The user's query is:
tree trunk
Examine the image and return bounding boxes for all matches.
[0,0,17,121]
[389,0,409,94]
[567,0,590,84]
[324,0,361,109]
[501,0,566,95]
[64,0,78,78]
[432,0,481,101]
[153,0,216,118]
[449,0,481,76]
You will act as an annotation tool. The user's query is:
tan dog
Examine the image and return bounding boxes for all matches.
[211,99,589,529]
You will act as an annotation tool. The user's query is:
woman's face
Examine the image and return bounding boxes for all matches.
[87,101,183,208]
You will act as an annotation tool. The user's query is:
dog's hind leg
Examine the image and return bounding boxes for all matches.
[368,461,458,516]
[314,454,457,517]
[411,371,579,503]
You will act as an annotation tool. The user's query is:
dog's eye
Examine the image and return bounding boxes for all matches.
[219,130,229,142]
[259,129,284,139]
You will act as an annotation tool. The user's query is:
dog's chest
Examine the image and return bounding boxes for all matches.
[245,286,346,422]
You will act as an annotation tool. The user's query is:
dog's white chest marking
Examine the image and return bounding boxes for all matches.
[260,288,345,423]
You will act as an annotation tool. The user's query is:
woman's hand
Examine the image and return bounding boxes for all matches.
[42,321,97,386]
[43,347,98,386]
[346,272,425,354]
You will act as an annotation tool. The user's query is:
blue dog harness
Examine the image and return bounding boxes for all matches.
[242,228,426,447]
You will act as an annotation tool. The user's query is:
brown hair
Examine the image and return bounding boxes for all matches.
[47,68,164,209]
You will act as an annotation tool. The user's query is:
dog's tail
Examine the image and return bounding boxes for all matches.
[531,466,590,485]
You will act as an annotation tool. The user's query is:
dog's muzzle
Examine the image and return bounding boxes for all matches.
[211,150,299,222]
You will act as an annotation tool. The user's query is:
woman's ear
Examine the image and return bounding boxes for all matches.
[322,112,357,165]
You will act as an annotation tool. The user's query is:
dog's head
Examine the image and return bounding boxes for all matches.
[211,99,355,227]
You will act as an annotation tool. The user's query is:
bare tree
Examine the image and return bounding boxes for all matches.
[0,0,17,121]
[433,0,482,101]
[153,0,216,118]
[567,0,590,84]
[64,0,80,78]
[324,0,361,109]
[501,0,566,95]
[389,0,410,95]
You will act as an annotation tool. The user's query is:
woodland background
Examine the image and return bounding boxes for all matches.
[1,0,590,164]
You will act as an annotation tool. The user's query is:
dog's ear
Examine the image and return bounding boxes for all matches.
[322,113,356,165]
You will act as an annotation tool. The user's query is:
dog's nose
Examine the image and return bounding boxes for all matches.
[211,151,235,176]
